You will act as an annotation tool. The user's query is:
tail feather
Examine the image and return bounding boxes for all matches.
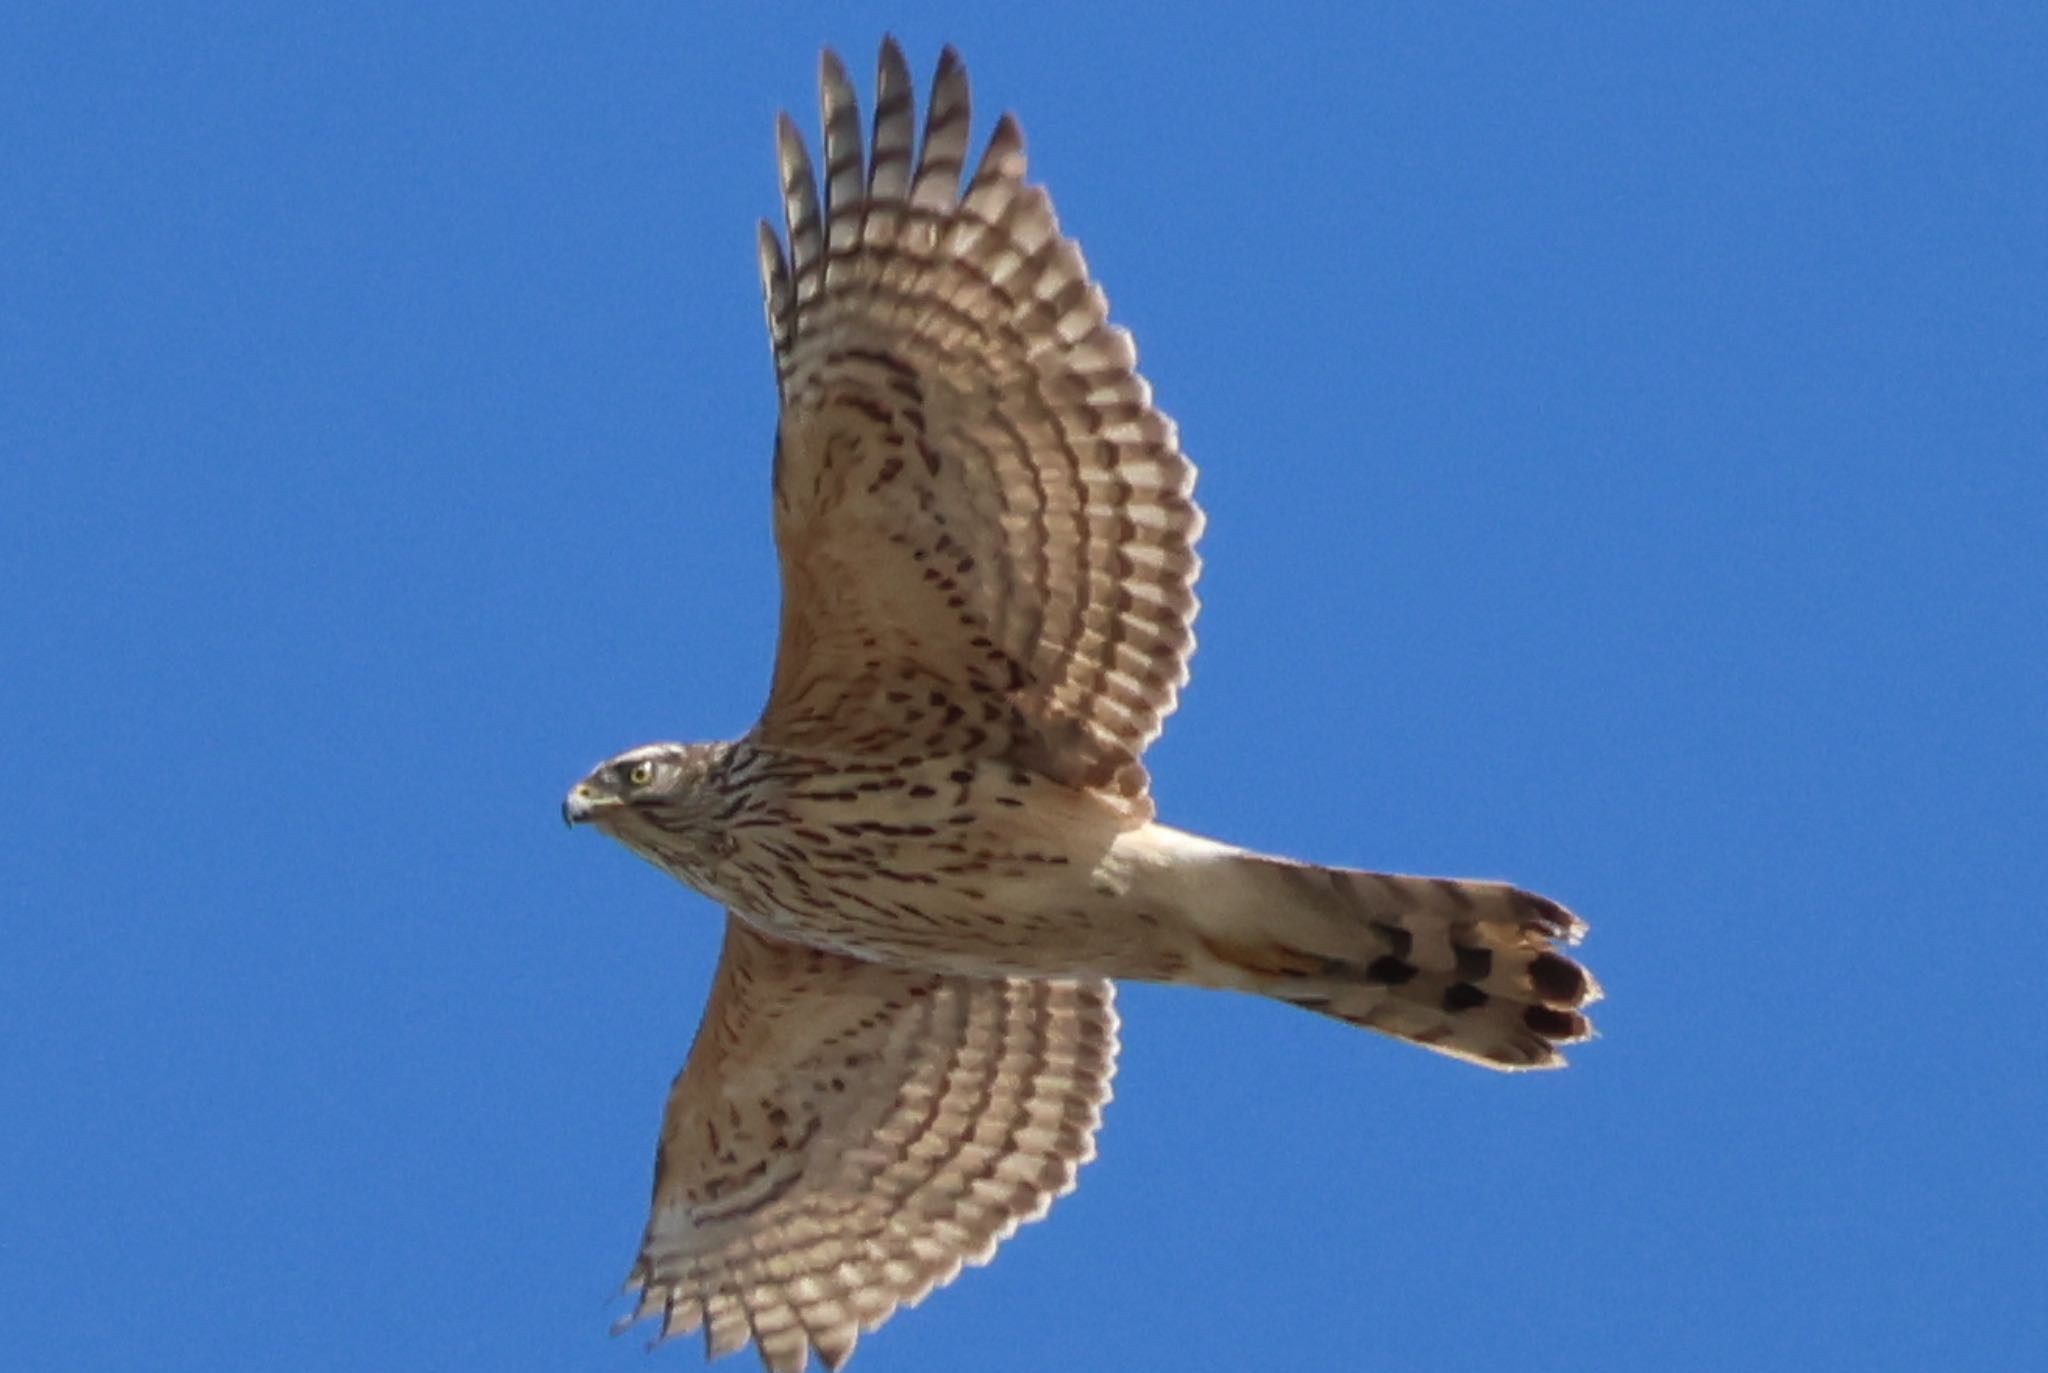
[1166,843,1599,1071]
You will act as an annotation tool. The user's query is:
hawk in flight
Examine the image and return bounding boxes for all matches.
[565,37,1597,1373]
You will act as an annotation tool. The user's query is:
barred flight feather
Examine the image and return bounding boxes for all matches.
[754,38,1202,812]
[628,917,1115,1373]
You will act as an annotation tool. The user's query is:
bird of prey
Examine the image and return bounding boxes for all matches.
[564,37,1597,1373]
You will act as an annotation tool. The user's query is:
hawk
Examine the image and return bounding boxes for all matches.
[565,37,1597,1373]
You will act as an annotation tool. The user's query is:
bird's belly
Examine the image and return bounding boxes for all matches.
[715,754,1177,980]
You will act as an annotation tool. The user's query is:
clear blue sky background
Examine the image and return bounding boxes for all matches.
[5,3,2044,1370]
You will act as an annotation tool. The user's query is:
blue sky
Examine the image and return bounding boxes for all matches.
[5,3,2044,1370]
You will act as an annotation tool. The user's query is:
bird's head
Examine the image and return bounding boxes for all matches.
[561,743,707,829]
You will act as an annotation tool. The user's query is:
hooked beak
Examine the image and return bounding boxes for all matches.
[562,782,615,827]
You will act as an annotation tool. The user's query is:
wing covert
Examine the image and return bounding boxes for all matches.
[623,917,1117,1372]
[753,40,1202,808]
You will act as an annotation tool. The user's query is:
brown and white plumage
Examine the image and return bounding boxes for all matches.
[755,41,1199,809]
[565,37,1598,1373]
[626,919,1114,1371]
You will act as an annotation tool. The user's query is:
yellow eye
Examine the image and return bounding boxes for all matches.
[627,761,655,787]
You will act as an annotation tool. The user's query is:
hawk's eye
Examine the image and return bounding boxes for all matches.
[626,761,656,787]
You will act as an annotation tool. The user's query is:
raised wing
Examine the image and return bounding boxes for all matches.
[623,917,1117,1373]
[752,40,1202,809]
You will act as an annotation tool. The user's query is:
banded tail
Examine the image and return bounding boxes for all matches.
[1126,827,1600,1069]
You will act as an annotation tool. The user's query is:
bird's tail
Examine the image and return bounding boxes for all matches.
[1138,828,1599,1069]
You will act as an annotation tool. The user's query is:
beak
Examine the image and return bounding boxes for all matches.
[562,782,611,827]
